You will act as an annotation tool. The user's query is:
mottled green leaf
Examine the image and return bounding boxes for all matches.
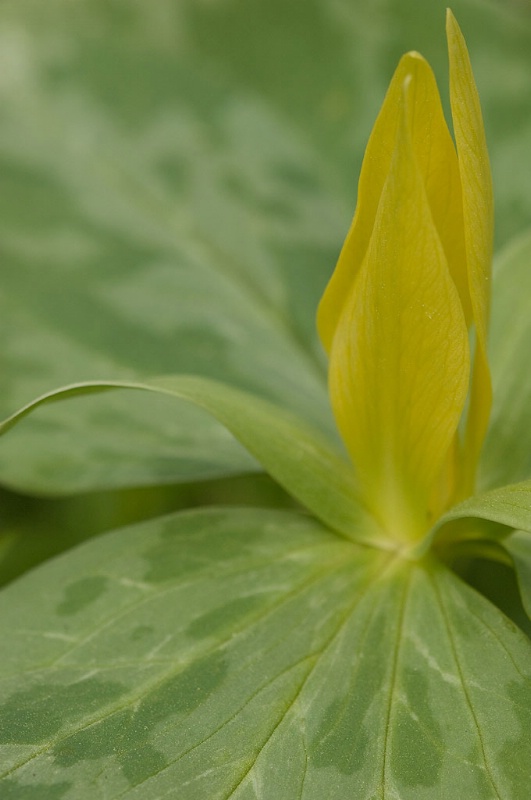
[0,507,530,799]
[1,0,531,494]
[0,0,338,495]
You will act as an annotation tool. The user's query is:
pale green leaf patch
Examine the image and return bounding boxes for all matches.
[0,507,529,799]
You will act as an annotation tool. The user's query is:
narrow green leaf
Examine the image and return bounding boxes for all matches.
[416,482,531,620]
[0,507,529,798]
[504,530,531,620]
[0,389,260,495]
[433,480,531,544]
[0,376,382,548]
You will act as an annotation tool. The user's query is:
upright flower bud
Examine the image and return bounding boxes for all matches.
[317,11,493,545]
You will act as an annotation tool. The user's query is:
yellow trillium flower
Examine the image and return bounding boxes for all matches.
[317,10,493,546]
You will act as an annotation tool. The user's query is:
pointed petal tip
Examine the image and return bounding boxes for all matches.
[446,8,460,39]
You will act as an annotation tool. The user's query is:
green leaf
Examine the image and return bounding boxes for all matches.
[481,231,531,489]
[434,479,531,544]
[0,375,383,548]
[418,481,531,602]
[418,480,531,624]
[504,530,531,620]
[1,0,531,494]
[0,506,530,798]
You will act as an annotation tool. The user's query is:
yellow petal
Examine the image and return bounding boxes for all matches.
[447,9,493,492]
[328,76,470,544]
[318,51,470,355]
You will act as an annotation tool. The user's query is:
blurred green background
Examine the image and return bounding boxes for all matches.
[1,0,531,591]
